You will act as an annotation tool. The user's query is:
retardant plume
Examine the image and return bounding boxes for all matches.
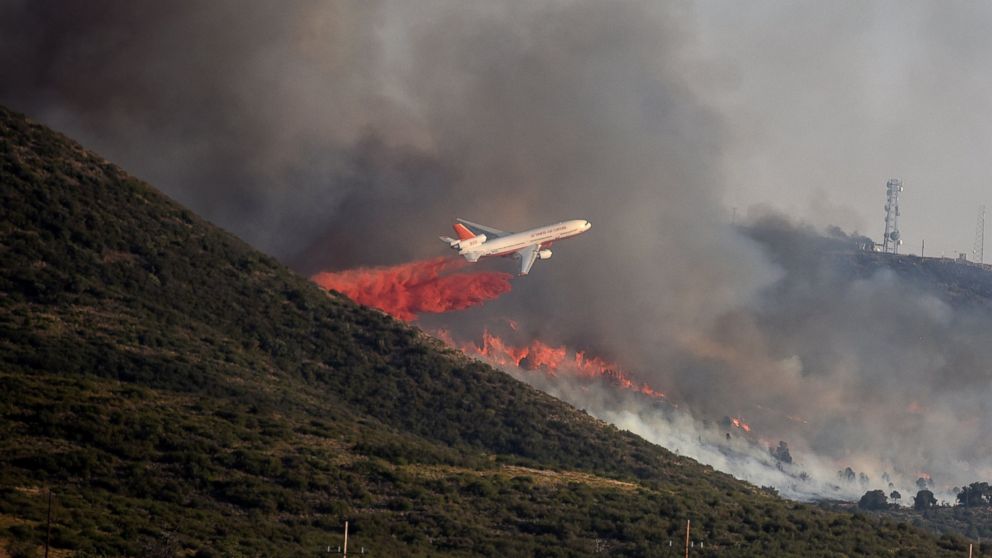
[312,257,512,321]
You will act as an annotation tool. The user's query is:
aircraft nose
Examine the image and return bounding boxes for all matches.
[583,220,591,231]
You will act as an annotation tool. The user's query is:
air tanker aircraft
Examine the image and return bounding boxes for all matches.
[440,218,591,275]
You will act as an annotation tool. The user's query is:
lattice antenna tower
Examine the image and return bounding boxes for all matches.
[882,178,903,254]
[974,205,986,264]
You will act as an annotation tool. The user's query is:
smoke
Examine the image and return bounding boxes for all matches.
[525,373,868,502]
[715,218,992,501]
[4,1,992,503]
[312,257,512,321]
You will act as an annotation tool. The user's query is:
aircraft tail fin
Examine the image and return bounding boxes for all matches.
[453,222,477,240]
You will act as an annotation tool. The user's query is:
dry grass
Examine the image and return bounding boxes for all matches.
[401,463,641,492]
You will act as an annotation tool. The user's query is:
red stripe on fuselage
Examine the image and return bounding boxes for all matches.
[488,230,579,258]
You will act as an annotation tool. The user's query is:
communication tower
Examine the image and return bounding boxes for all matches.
[882,178,903,254]
[974,205,986,264]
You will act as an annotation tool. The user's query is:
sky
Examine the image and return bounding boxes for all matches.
[692,0,991,259]
[1,1,989,261]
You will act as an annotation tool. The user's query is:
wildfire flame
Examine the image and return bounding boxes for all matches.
[311,258,791,439]
[440,329,666,400]
[730,416,752,433]
[312,257,513,321]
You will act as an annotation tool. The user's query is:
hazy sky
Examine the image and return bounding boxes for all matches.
[692,0,991,258]
[2,1,988,259]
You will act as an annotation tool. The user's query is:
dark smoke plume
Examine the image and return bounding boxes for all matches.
[4,1,992,502]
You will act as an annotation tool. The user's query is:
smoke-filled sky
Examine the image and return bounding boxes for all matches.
[3,0,992,500]
[693,0,992,258]
[3,1,989,260]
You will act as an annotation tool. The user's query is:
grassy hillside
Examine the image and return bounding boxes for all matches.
[826,501,992,554]
[0,104,971,557]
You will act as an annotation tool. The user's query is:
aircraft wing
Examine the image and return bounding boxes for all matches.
[515,244,540,275]
[456,218,512,239]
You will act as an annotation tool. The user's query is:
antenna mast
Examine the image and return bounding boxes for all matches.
[882,179,903,254]
[974,205,986,264]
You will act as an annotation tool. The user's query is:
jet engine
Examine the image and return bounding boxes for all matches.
[537,249,553,260]
[457,234,487,250]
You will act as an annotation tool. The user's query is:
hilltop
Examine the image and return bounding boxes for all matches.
[746,218,992,309]
[0,104,971,556]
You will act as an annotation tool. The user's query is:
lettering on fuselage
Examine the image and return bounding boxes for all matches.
[458,221,585,260]
[474,224,578,256]
[530,224,568,238]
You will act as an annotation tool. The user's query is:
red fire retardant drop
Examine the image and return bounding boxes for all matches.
[312,257,513,321]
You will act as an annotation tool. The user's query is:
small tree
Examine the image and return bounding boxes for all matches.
[770,441,792,464]
[838,467,856,483]
[914,489,937,511]
[889,490,901,505]
[859,489,889,511]
[956,482,992,507]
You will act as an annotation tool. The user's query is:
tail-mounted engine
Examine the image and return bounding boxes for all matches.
[441,234,487,251]
[457,234,487,251]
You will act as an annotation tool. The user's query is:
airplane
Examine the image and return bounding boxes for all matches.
[439,218,591,275]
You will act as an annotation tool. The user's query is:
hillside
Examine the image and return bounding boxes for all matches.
[847,252,992,308]
[746,219,992,309]
[0,104,971,557]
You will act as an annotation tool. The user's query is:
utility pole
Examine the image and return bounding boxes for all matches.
[324,522,368,556]
[45,489,53,558]
[685,519,690,558]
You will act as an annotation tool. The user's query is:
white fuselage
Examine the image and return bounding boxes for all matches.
[463,219,591,260]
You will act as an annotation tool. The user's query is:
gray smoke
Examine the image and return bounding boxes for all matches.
[3,1,991,503]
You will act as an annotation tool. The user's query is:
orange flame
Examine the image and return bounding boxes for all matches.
[730,416,752,433]
[442,329,666,399]
[312,257,513,321]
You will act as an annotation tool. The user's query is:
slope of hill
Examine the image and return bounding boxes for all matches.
[847,252,992,308]
[0,104,970,557]
[746,219,992,309]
